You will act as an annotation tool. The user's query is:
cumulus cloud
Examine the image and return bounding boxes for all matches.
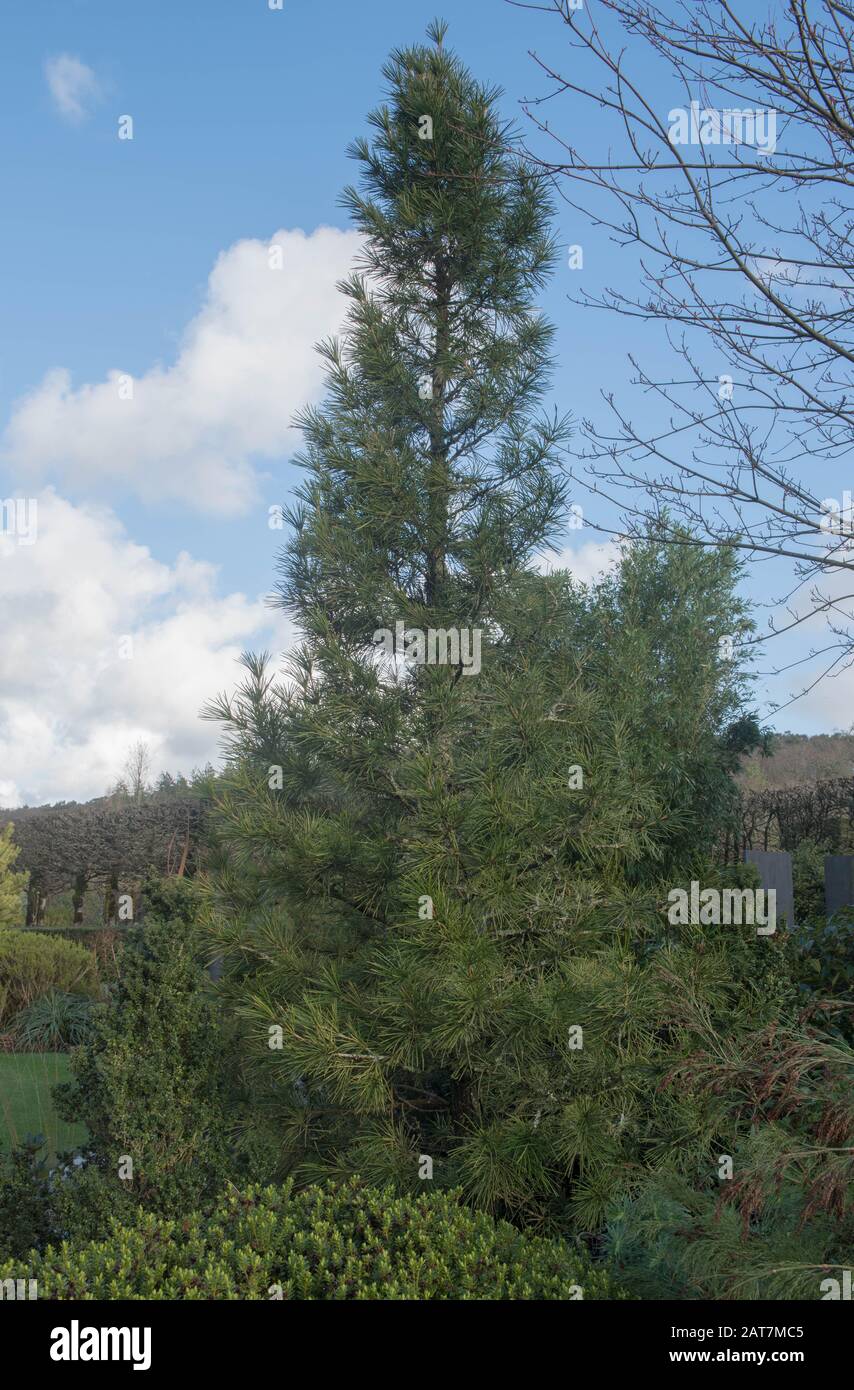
[0,490,294,806]
[44,54,101,123]
[534,538,621,583]
[2,227,360,516]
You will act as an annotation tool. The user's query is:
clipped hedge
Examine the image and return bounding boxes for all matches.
[0,930,99,1030]
[1,1178,625,1300]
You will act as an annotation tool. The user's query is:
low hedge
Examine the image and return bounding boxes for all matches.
[0,930,99,1030]
[0,1178,625,1300]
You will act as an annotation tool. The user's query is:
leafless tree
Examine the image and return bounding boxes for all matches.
[119,739,153,803]
[519,0,854,709]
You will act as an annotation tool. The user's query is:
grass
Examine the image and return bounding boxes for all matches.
[0,1053,87,1164]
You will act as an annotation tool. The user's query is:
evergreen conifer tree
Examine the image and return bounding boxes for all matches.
[203,24,802,1237]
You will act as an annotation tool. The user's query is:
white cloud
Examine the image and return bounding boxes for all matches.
[750,257,804,287]
[2,227,360,516]
[44,54,101,123]
[534,538,620,583]
[0,490,294,806]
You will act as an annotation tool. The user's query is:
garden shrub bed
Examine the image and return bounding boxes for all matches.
[0,930,99,1031]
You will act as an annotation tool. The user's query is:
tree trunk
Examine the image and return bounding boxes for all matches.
[425,254,450,610]
[103,872,119,925]
[72,870,87,924]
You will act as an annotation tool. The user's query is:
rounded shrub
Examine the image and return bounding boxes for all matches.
[0,930,99,1030]
[2,1178,626,1299]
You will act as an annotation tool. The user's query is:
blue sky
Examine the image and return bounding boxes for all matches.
[2,0,589,598]
[0,0,847,806]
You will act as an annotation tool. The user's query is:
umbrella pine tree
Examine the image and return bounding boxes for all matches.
[204,24,774,1232]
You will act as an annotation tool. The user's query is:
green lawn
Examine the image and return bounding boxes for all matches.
[0,1053,87,1164]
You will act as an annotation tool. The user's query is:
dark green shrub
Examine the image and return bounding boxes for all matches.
[139,873,202,925]
[791,839,827,922]
[0,930,99,1029]
[52,910,234,1239]
[793,906,854,1042]
[48,1157,138,1245]
[0,1178,625,1299]
[795,907,854,988]
[12,990,94,1050]
[0,1136,54,1261]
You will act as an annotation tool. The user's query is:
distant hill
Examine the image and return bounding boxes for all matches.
[739,732,854,790]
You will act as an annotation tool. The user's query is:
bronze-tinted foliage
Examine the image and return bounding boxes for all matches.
[664,1020,854,1235]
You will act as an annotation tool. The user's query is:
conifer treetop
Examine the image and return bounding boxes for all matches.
[279,21,571,644]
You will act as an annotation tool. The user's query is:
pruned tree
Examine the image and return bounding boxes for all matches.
[1,795,208,925]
